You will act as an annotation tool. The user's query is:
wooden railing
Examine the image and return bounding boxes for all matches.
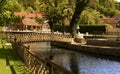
[6,33,73,43]
[11,39,73,74]
[7,33,73,74]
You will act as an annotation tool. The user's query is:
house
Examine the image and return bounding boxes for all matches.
[11,18,42,31]
[112,14,120,20]
[101,18,119,27]
[101,14,120,27]
[9,11,50,32]
[112,14,120,27]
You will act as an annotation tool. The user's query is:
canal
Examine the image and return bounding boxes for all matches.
[25,42,120,74]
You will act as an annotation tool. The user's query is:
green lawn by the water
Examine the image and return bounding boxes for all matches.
[0,38,31,74]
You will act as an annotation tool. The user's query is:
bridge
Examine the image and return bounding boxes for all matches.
[6,32,73,43]
[6,32,74,74]
[6,32,120,74]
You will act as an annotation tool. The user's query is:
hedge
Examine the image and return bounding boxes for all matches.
[53,24,106,34]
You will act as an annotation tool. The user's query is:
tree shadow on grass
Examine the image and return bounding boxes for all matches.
[0,46,31,74]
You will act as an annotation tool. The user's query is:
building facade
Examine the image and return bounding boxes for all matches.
[9,11,50,32]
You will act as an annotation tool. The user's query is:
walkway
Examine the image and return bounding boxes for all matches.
[0,38,31,74]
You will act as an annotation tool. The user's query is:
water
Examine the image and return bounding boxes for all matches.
[25,42,120,74]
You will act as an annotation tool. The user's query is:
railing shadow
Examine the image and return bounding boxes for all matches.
[0,39,31,74]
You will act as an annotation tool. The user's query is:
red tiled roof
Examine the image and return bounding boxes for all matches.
[14,11,45,18]
[13,11,45,27]
[14,11,28,17]
[22,18,40,26]
[101,18,119,24]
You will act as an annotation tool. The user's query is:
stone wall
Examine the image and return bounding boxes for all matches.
[86,39,120,47]
[51,41,120,56]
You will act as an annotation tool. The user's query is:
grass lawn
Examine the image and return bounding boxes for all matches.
[0,38,32,74]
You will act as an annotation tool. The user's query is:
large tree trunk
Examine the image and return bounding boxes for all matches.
[70,0,90,37]
[61,19,65,34]
[48,20,54,32]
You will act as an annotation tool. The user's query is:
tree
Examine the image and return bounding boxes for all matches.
[18,0,35,9]
[4,0,24,12]
[0,0,7,26]
[33,0,41,11]
[91,0,120,17]
[69,0,90,36]
[0,0,24,26]
[0,11,12,26]
[38,0,73,33]
[79,8,102,24]
[26,7,34,12]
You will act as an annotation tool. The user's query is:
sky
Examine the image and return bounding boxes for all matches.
[117,0,120,2]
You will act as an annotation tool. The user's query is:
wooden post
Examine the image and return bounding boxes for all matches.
[28,45,31,50]
[48,55,53,74]
[14,38,17,42]
[45,55,54,74]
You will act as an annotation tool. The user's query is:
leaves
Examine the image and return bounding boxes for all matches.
[4,0,24,12]
[79,9,102,24]
[0,0,24,26]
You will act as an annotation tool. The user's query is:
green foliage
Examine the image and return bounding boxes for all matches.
[0,11,12,26]
[90,0,120,17]
[26,7,34,12]
[35,17,45,24]
[13,16,23,23]
[18,0,35,9]
[4,0,24,12]
[38,0,74,32]
[0,0,120,33]
[103,24,113,28]
[79,8,102,24]
[33,0,41,11]
[0,0,24,26]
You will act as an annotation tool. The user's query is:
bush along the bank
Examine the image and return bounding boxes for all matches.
[79,25,106,34]
[53,24,108,34]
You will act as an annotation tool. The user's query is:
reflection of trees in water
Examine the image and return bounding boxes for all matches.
[24,42,51,58]
[70,53,79,74]
[24,42,120,74]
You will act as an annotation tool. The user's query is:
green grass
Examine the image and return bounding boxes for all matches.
[0,38,32,74]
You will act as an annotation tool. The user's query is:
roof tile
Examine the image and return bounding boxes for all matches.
[22,18,40,26]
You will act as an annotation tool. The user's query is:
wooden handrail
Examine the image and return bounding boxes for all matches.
[10,38,73,74]
[6,33,73,43]
[46,58,73,74]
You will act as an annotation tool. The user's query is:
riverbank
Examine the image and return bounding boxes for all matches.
[51,41,120,57]
[0,38,31,74]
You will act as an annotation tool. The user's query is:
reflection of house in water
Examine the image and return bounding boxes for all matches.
[9,11,50,32]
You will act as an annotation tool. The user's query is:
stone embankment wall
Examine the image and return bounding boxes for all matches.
[51,41,120,56]
[86,39,120,47]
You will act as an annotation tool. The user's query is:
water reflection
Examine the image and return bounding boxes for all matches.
[25,42,120,74]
